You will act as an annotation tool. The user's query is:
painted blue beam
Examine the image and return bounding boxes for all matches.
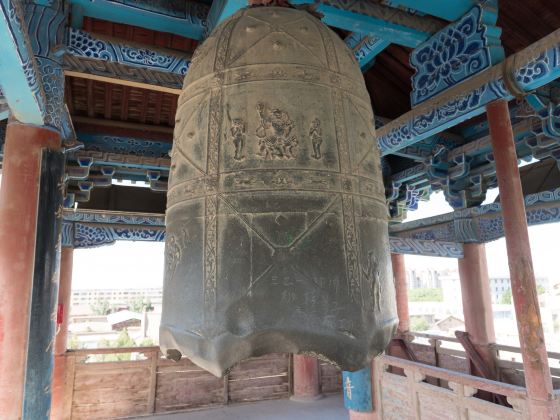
[383,0,497,23]
[24,2,76,139]
[390,186,560,245]
[63,221,165,248]
[67,28,191,76]
[377,29,560,155]
[63,209,165,226]
[291,0,443,48]
[206,0,247,35]
[78,132,172,158]
[0,0,47,125]
[389,237,464,258]
[344,32,390,71]
[67,0,209,40]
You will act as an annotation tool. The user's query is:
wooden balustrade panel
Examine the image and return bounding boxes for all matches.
[378,369,413,420]
[155,358,225,412]
[228,353,290,403]
[376,357,529,420]
[437,354,469,373]
[71,360,151,419]
[319,361,342,394]
[64,350,342,419]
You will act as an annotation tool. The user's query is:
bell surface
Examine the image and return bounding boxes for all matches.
[161,6,397,377]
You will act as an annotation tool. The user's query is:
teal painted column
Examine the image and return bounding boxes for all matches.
[19,3,69,419]
[343,363,377,419]
[23,149,65,420]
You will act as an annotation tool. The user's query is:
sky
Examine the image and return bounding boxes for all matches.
[403,189,560,281]
[72,188,560,289]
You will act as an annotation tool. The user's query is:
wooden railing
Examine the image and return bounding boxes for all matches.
[61,346,341,420]
[375,355,532,419]
[405,332,560,388]
[61,335,560,419]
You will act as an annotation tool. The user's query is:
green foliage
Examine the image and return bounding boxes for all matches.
[130,298,154,313]
[408,288,443,302]
[410,317,430,332]
[68,335,83,350]
[90,298,114,315]
[116,329,136,348]
[500,285,544,305]
[138,338,155,347]
[95,329,137,362]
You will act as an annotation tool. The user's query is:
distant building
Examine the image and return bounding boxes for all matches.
[434,315,465,334]
[489,277,548,304]
[107,310,142,331]
[489,277,511,303]
[71,287,163,308]
[407,268,444,289]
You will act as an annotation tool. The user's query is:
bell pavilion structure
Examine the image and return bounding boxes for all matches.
[1,1,560,419]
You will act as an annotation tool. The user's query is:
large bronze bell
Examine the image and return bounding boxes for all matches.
[160,6,397,377]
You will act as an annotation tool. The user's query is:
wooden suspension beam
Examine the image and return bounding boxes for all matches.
[63,68,182,95]
[71,116,174,134]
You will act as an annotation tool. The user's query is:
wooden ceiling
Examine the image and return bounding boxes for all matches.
[66,2,560,132]
[66,77,178,128]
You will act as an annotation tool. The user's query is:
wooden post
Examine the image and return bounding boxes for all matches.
[0,123,60,419]
[487,99,556,419]
[147,350,158,414]
[392,253,410,334]
[51,247,74,420]
[62,353,77,420]
[457,243,498,378]
[223,373,230,405]
[291,355,321,401]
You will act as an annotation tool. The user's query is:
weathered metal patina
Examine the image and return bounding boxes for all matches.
[161,6,397,376]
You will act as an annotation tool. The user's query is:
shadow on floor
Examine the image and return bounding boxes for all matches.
[132,394,347,420]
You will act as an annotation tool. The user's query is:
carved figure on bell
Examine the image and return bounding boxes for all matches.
[309,118,323,159]
[256,102,298,160]
[226,106,246,161]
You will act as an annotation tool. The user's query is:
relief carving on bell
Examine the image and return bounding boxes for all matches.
[161,6,397,376]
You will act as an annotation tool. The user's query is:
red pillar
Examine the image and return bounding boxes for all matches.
[51,247,74,420]
[0,123,60,419]
[291,355,321,401]
[487,100,556,418]
[392,253,410,334]
[457,243,497,377]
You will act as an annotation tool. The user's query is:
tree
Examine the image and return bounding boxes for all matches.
[68,335,83,350]
[130,298,154,313]
[501,289,512,304]
[96,329,137,362]
[410,316,429,332]
[90,298,114,315]
[138,338,155,347]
